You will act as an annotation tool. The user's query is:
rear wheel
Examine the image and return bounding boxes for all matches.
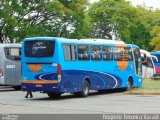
[74,80,90,97]
[47,92,61,99]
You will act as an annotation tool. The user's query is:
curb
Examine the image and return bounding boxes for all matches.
[124,90,160,95]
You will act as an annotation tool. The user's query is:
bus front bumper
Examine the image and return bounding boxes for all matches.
[21,80,60,92]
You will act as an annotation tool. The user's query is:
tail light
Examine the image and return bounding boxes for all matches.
[57,64,61,82]
[0,69,3,77]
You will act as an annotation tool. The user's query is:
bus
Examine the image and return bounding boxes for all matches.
[0,44,21,90]
[21,37,142,98]
[140,49,158,79]
[150,52,160,77]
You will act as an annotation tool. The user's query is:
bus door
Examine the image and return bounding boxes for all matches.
[133,47,142,77]
[22,40,59,85]
[141,56,154,78]
[4,47,21,86]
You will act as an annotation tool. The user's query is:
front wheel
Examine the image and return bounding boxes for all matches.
[126,78,133,91]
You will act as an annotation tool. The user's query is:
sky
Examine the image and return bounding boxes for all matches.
[89,0,160,9]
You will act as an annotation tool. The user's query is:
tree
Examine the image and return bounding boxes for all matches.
[56,0,89,38]
[0,0,66,43]
[88,0,137,39]
[0,0,89,43]
[88,0,154,50]
[149,9,160,51]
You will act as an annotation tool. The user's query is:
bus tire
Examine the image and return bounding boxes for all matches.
[74,80,90,97]
[126,78,133,91]
[47,92,61,99]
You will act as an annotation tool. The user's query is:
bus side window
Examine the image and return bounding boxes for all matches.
[63,44,76,61]
[102,46,113,61]
[114,47,132,61]
[114,47,122,61]
[124,47,132,61]
[78,45,90,61]
[90,45,102,61]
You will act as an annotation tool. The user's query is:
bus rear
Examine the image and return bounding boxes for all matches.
[21,38,61,96]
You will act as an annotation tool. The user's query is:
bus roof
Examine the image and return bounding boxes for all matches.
[150,52,160,55]
[24,37,125,45]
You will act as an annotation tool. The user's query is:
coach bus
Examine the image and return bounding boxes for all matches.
[150,52,160,77]
[0,44,21,90]
[21,37,142,98]
[140,49,159,79]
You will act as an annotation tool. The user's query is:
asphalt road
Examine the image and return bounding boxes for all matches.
[0,86,160,114]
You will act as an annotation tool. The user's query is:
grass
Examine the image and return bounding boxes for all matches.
[124,79,160,95]
[136,79,160,90]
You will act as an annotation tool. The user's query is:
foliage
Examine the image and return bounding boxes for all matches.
[131,79,160,90]
[0,0,88,43]
[0,0,160,51]
[88,0,154,50]
[88,0,136,39]
[149,10,160,51]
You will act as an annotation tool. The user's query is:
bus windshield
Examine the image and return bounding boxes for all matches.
[152,55,160,63]
[4,47,21,61]
[24,40,55,57]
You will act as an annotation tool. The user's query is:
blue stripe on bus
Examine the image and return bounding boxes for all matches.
[35,72,57,80]
[35,70,122,89]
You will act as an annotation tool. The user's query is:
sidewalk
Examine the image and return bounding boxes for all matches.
[124,90,160,95]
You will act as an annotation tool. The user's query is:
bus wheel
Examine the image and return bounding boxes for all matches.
[126,78,133,91]
[47,92,61,99]
[80,80,90,97]
[74,80,90,97]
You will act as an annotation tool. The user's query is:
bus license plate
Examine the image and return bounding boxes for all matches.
[36,85,42,87]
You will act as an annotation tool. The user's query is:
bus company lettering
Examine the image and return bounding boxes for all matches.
[6,65,15,69]
[114,65,132,72]
[32,42,46,54]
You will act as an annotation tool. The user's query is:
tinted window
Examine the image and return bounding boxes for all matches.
[151,54,160,63]
[4,47,21,61]
[102,46,113,61]
[114,47,123,61]
[114,47,132,61]
[91,46,102,61]
[124,47,133,61]
[78,45,90,61]
[152,56,158,63]
[25,40,54,57]
[63,44,76,61]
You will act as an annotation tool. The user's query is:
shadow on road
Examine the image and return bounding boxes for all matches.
[29,88,126,101]
[0,86,19,92]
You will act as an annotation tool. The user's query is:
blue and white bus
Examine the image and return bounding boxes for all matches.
[21,37,142,98]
